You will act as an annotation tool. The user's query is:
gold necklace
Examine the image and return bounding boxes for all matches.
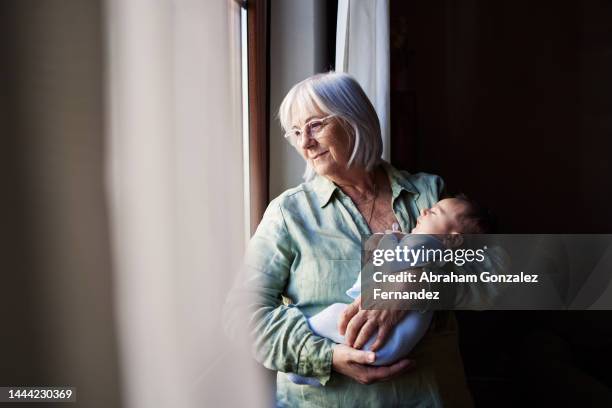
[337,172,379,226]
[366,179,379,227]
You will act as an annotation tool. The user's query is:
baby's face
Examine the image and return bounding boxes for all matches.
[412,198,468,235]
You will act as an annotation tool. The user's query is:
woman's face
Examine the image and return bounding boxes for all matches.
[291,108,352,178]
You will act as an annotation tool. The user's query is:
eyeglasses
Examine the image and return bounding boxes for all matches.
[284,115,336,146]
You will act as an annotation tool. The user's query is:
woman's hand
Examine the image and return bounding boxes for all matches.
[338,296,408,351]
[331,343,414,385]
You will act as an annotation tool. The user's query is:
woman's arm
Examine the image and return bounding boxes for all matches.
[225,198,415,385]
[225,199,336,385]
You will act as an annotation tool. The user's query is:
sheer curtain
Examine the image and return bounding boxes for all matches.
[106,0,262,406]
[336,0,391,160]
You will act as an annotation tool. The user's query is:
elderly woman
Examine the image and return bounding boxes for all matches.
[242,72,475,407]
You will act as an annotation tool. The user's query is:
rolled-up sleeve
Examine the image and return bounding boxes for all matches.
[240,199,335,385]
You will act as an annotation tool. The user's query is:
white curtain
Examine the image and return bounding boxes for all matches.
[336,0,391,161]
[106,0,263,407]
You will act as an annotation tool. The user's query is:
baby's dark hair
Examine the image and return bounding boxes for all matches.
[452,193,496,234]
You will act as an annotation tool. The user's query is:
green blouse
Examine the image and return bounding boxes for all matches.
[243,162,482,407]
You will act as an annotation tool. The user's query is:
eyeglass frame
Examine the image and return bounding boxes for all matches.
[283,114,337,146]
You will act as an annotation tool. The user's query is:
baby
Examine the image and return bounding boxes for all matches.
[288,195,492,386]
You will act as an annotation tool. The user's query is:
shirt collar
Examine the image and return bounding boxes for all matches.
[312,161,419,208]
[311,173,338,208]
[380,161,420,200]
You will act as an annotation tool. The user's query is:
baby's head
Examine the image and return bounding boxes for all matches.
[412,195,493,241]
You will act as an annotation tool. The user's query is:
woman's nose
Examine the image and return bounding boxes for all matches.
[420,208,427,217]
[299,133,315,149]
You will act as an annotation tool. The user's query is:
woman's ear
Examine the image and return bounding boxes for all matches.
[445,232,464,248]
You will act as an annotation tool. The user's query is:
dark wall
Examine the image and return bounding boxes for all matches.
[390,1,612,406]
[390,0,612,234]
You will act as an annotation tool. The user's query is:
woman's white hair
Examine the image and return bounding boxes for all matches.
[278,72,383,181]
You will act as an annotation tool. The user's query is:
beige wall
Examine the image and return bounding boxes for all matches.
[269,0,330,200]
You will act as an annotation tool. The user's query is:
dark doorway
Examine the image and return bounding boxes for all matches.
[390,1,612,406]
